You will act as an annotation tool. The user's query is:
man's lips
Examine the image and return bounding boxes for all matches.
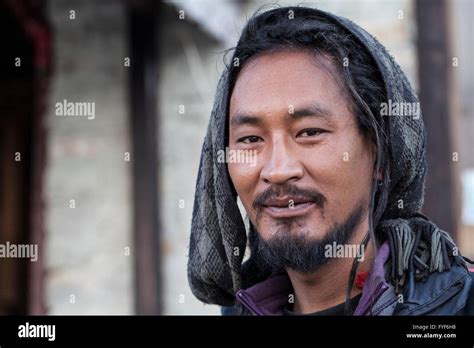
[262,196,316,218]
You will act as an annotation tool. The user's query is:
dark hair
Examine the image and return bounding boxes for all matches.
[225,6,391,315]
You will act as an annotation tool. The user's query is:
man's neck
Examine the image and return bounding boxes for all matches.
[286,226,373,314]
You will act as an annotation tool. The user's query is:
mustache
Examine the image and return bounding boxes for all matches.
[252,184,327,213]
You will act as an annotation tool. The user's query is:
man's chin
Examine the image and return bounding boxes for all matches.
[255,232,331,273]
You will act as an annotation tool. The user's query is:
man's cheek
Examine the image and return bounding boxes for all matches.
[229,172,253,211]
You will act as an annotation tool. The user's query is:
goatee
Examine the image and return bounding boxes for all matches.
[254,202,366,274]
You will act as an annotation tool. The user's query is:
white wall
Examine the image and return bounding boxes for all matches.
[45,0,133,314]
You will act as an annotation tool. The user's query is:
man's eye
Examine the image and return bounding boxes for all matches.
[297,128,325,137]
[237,136,262,143]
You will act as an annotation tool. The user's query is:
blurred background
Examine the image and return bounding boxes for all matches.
[0,0,472,315]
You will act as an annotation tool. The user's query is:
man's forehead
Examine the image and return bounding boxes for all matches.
[229,50,348,122]
[232,52,333,94]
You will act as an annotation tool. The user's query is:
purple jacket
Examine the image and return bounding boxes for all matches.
[236,243,400,315]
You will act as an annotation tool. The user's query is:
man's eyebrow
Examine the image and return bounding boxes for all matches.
[230,113,263,128]
[291,103,334,119]
[229,102,335,128]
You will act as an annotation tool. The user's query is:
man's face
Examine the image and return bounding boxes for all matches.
[228,50,375,260]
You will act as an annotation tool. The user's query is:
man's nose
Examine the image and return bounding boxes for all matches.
[260,137,304,185]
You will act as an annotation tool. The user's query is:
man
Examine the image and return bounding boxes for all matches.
[187,6,474,315]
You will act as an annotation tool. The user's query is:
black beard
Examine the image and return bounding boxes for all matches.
[253,202,366,274]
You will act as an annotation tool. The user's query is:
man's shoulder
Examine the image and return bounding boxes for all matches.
[394,265,474,315]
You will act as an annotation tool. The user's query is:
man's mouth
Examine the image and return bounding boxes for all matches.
[262,196,316,218]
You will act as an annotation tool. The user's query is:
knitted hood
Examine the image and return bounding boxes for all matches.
[187,6,465,306]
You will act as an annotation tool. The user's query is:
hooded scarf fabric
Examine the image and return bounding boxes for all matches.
[187,6,467,307]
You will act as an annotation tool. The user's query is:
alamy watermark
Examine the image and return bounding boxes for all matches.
[380,99,420,119]
[217,147,257,166]
[0,241,38,262]
[324,242,365,261]
[55,99,95,120]
[18,322,55,341]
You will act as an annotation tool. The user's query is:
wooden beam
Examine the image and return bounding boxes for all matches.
[127,0,162,314]
[0,0,50,315]
[416,0,459,239]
